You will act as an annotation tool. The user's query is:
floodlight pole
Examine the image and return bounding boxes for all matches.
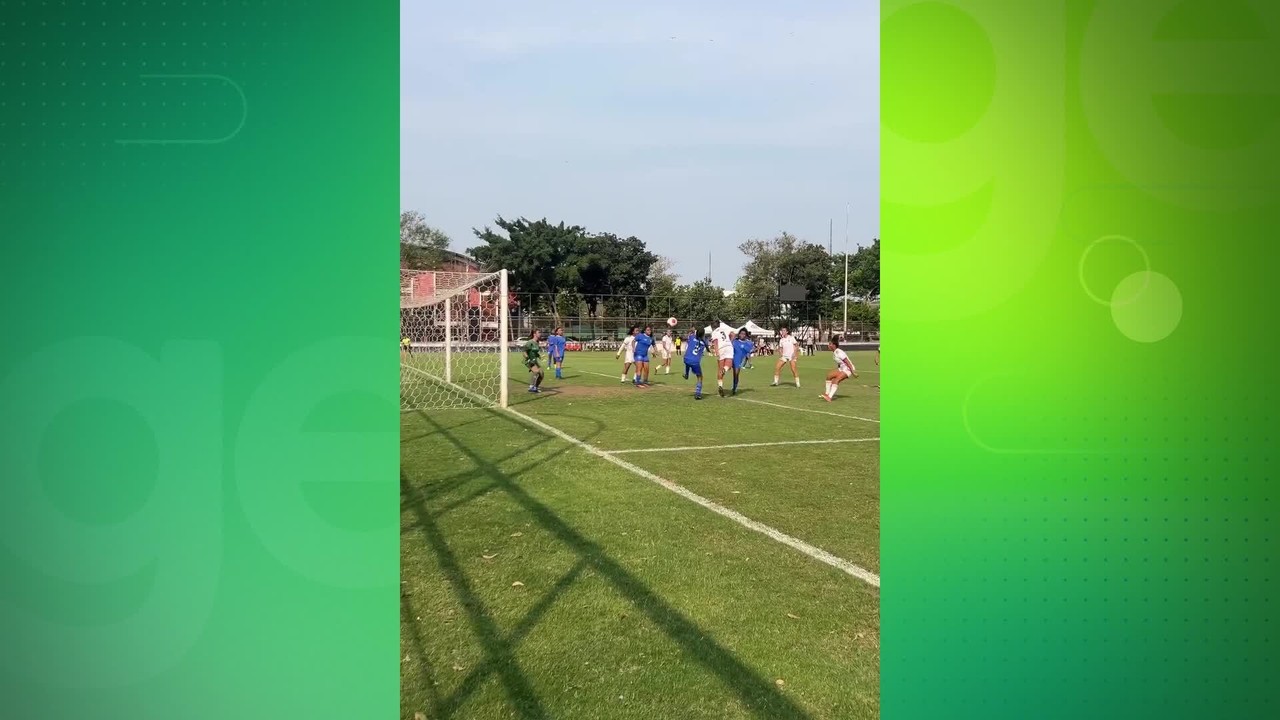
[843,203,849,334]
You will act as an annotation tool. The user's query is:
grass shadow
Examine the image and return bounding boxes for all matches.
[402,465,552,720]
[403,409,813,720]
[400,582,445,719]
[401,414,493,446]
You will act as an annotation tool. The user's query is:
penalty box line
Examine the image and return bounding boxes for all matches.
[603,437,880,455]
[505,406,881,589]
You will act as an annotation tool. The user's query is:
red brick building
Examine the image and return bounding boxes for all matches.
[439,250,484,274]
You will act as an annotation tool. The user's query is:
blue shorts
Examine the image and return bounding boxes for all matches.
[634,354,650,363]
[684,361,702,377]
[733,359,747,370]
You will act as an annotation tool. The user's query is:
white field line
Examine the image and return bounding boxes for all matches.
[738,363,881,374]
[579,369,637,382]
[604,438,880,455]
[505,406,881,588]
[731,396,880,424]
[577,368,880,423]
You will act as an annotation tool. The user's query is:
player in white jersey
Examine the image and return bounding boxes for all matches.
[658,330,675,374]
[709,321,735,397]
[615,326,639,383]
[772,326,800,388]
[820,335,858,402]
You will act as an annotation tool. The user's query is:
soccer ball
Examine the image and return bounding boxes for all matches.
[666,316,679,328]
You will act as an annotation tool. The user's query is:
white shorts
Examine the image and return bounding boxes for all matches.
[624,352,635,363]
[660,349,671,359]
[718,352,734,363]
[781,355,795,363]
[839,367,854,378]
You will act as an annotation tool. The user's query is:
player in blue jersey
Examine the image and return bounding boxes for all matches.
[632,325,655,386]
[682,326,707,399]
[730,328,755,396]
[682,327,698,380]
[546,326,567,380]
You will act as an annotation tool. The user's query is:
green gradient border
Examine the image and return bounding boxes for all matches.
[0,1,398,717]
[884,0,1279,718]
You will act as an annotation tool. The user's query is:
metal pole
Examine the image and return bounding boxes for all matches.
[498,269,509,409]
[843,204,849,333]
[444,296,453,383]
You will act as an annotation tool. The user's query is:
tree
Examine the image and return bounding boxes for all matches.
[468,215,663,324]
[728,278,760,320]
[468,216,588,318]
[846,238,880,300]
[677,279,730,325]
[646,256,680,298]
[643,256,680,317]
[400,211,451,270]
[573,233,656,317]
[831,238,880,302]
[736,232,798,302]
[737,232,835,326]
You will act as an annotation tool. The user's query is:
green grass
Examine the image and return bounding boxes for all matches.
[401,350,880,719]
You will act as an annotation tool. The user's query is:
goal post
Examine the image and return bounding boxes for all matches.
[400,268,511,411]
[499,268,509,409]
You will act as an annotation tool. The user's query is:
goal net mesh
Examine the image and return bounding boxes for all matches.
[401,269,508,411]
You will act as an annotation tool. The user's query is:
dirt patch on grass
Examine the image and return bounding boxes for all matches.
[539,383,637,400]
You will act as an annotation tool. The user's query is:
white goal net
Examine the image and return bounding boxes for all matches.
[400,268,510,411]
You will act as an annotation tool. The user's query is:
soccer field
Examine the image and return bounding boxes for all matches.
[401,350,880,719]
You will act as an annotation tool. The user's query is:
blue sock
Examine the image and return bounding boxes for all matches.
[695,380,702,395]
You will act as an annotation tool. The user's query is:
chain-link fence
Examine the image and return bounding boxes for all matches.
[507,292,879,349]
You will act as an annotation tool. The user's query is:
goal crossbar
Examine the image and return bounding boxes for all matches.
[401,269,505,309]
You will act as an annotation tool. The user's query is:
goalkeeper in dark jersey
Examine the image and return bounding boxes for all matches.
[523,330,545,394]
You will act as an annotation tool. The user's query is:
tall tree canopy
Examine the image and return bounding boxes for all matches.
[574,232,657,315]
[737,232,835,325]
[677,279,730,324]
[467,216,657,319]
[468,217,587,314]
[849,238,880,299]
[832,238,880,300]
[646,256,680,297]
[400,211,451,270]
